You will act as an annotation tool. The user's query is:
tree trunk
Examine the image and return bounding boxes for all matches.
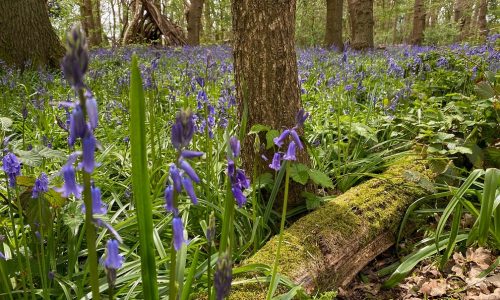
[324,0,344,50]
[204,0,213,41]
[347,0,374,49]
[186,0,205,45]
[92,0,105,45]
[0,0,64,69]
[477,0,488,38]
[232,0,307,206]
[410,0,426,44]
[229,157,436,297]
[454,0,472,41]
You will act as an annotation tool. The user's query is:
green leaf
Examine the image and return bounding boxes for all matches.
[254,172,274,189]
[248,124,270,135]
[351,122,378,142]
[474,81,495,99]
[302,191,321,210]
[16,146,65,167]
[289,163,309,185]
[307,169,333,188]
[266,129,280,149]
[0,117,13,131]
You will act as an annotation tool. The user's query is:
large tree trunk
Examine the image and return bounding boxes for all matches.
[347,0,374,49]
[324,0,344,50]
[454,0,472,41]
[410,0,426,44]
[80,0,103,47]
[186,0,205,45]
[0,0,64,69]
[232,0,307,206]
[477,0,488,38]
[92,0,105,45]
[229,157,436,298]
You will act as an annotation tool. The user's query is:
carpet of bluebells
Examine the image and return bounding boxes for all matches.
[0,33,499,299]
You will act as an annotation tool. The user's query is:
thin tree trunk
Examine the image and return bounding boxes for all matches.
[454,0,472,41]
[477,0,488,38]
[410,0,426,44]
[347,0,374,49]
[204,0,213,41]
[392,0,398,44]
[81,0,96,43]
[232,0,307,206]
[0,0,64,69]
[92,0,105,45]
[186,0,204,45]
[325,0,344,50]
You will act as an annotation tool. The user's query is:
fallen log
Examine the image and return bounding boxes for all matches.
[230,155,437,299]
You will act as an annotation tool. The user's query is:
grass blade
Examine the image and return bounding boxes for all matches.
[129,54,159,299]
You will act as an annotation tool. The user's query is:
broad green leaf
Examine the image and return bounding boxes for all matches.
[248,124,270,135]
[307,169,333,188]
[266,129,280,149]
[289,163,309,185]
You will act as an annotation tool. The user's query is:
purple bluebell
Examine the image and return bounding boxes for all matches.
[2,152,21,187]
[181,150,204,159]
[182,176,198,205]
[61,25,89,90]
[345,84,354,91]
[214,251,232,300]
[289,129,303,150]
[179,159,200,183]
[295,109,309,128]
[69,105,87,146]
[283,141,297,161]
[85,90,98,130]
[170,164,182,192]
[81,184,107,215]
[103,239,123,270]
[269,153,281,171]
[229,136,240,158]
[32,172,49,198]
[171,110,195,150]
[164,185,174,213]
[81,132,96,173]
[55,160,82,198]
[173,217,187,251]
[273,129,290,147]
[231,186,246,208]
[0,251,5,260]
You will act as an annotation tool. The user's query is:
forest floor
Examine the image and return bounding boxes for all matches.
[339,243,500,299]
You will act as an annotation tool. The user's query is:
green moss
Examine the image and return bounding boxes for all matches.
[230,156,436,298]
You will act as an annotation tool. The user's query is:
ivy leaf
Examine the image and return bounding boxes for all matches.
[289,163,309,185]
[307,169,333,188]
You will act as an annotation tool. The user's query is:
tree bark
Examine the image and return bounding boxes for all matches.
[92,0,105,45]
[347,0,374,49]
[0,0,64,69]
[410,0,426,44]
[477,0,488,38]
[186,0,205,45]
[454,0,472,41]
[324,0,344,51]
[232,0,307,206]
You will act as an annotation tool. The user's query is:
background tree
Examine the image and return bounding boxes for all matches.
[347,0,374,49]
[185,0,205,45]
[410,0,426,44]
[454,0,472,41]
[324,0,344,50]
[232,0,307,205]
[477,0,489,38]
[0,0,64,68]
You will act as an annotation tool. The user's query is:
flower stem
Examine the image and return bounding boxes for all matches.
[266,162,290,300]
[78,88,101,300]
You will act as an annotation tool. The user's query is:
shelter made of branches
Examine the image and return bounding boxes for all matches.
[123,0,186,46]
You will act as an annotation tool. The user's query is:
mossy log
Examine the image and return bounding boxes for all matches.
[230,156,436,299]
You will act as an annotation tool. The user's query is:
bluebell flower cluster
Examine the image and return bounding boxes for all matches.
[164,109,203,251]
[214,250,232,300]
[32,172,49,198]
[2,152,21,187]
[269,109,309,171]
[227,137,250,208]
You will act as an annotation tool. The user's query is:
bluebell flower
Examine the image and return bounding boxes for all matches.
[269,153,281,171]
[2,152,21,187]
[231,186,246,208]
[226,137,250,208]
[171,110,195,150]
[56,160,83,198]
[164,185,174,213]
[81,184,107,215]
[172,217,187,251]
[289,129,303,150]
[169,164,182,192]
[103,239,123,270]
[179,159,200,183]
[62,25,89,90]
[182,176,198,205]
[273,129,290,148]
[69,105,87,146]
[295,109,309,128]
[32,172,49,198]
[0,251,5,260]
[181,150,204,159]
[283,141,297,161]
[81,132,96,173]
[229,136,240,158]
[85,90,98,130]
